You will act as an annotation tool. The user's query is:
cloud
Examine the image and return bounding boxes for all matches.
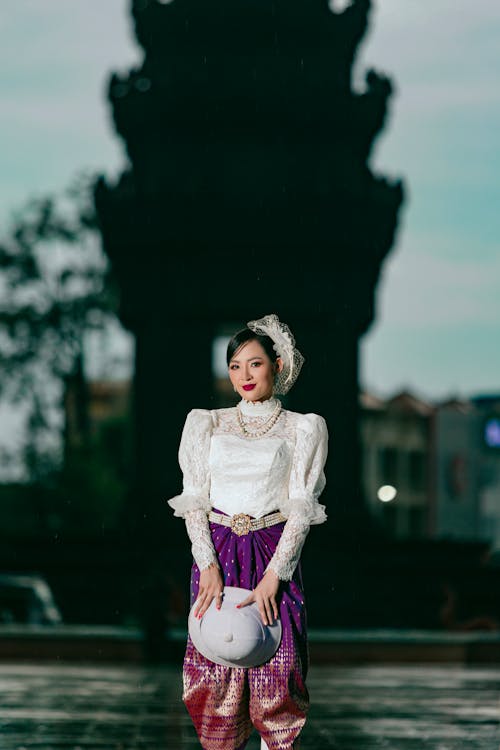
[361,317,500,401]
[397,80,500,117]
[0,1,139,224]
[356,0,500,110]
[362,0,500,50]
[375,233,500,329]
[1,1,140,67]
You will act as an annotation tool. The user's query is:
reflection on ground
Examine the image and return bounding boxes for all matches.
[0,662,498,749]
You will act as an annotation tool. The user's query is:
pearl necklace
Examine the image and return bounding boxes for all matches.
[236,399,282,439]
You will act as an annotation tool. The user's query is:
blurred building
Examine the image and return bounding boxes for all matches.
[430,395,500,551]
[473,396,500,551]
[431,398,481,543]
[360,389,500,552]
[360,390,433,539]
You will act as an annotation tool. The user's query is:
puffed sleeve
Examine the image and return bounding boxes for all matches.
[166,408,214,518]
[167,409,218,571]
[267,413,328,581]
[285,412,328,525]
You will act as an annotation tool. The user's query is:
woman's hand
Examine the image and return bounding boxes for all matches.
[237,569,280,625]
[194,562,224,619]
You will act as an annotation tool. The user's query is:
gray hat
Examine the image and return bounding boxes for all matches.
[188,586,282,668]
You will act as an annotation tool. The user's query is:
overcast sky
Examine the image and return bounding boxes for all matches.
[1,0,499,403]
[355,0,500,400]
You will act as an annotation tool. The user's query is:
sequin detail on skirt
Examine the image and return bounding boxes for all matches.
[182,511,309,750]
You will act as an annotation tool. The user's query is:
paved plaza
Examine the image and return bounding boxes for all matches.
[0,662,498,749]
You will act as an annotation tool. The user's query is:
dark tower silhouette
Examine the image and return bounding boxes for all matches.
[95,0,404,615]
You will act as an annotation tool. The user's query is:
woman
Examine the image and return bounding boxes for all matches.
[167,313,328,750]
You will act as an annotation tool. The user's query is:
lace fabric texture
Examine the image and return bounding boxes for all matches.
[265,508,311,580]
[184,508,218,571]
[167,403,328,580]
[167,409,214,518]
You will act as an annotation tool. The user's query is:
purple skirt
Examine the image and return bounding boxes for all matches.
[182,510,309,750]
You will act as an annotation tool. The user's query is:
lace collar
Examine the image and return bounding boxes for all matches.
[238,396,281,417]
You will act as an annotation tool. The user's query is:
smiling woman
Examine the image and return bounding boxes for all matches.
[227,332,283,405]
[167,313,328,750]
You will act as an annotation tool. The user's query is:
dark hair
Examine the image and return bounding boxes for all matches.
[226,328,277,366]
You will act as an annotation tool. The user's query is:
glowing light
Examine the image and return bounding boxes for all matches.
[377,485,397,503]
[485,418,500,448]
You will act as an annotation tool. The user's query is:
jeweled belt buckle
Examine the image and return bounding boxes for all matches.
[231,513,252,536]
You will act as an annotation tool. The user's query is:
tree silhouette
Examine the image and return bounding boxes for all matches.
[0,171,119,482]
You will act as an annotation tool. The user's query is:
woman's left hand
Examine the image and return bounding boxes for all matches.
[237,569,280,626]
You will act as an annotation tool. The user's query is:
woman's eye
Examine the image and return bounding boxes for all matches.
[251,362,261,367]
[230,364,239,370]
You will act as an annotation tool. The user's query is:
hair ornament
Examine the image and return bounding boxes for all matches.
[246,313,305,395]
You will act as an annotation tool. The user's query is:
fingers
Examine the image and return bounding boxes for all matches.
[195,594,213,619]
[195,564,224,619]
[271,596,278,621]
[252,594,278,626]
[237,591,279,626]
[236,592,255,609]
[263,596,275,627]
[205,582,280,627]
[194,587,223,619]
[193,591,209,618]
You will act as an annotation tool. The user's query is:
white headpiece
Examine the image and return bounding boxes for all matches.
[246,313,305,395]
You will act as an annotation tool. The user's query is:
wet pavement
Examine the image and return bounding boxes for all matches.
[0,662,498,749]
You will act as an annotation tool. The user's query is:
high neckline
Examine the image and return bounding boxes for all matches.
[238,396,280,417]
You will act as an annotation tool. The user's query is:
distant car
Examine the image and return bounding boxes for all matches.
[0,574,62,625]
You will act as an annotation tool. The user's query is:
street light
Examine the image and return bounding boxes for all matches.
[377,485,397,503]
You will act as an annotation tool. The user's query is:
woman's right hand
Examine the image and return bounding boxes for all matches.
[194,561,224,619]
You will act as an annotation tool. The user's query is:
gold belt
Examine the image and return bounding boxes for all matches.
[208,510,287,536]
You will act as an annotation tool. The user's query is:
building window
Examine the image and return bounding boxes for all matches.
[408,450,426,492]
[379,446,398,485]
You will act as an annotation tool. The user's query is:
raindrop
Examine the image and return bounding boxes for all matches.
[135,77,152,93]
[111,83,129,98]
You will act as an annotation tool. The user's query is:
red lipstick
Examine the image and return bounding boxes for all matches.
[242,384,256,391]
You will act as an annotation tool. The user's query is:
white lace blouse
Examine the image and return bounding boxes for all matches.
[167,396,328,580]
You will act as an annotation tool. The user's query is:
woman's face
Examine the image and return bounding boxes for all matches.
[228,339,283,403]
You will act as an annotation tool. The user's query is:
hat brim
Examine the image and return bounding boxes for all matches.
[188,585,282,668]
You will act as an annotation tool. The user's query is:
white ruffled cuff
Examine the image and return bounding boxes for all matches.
[166,492,212,519]
[280,495,327,526]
